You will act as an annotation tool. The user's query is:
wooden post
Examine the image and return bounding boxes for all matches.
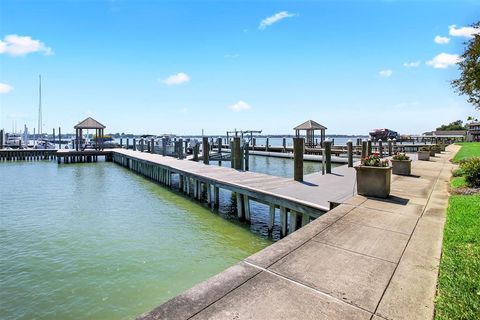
[378,139,383,158]
[265,137,269,152]
[324,140,332,174]
[361,140,367,159]
[217,137,222,154]
[230,139,234,168]
[252,137,256,151]
[193,144,199,161]
[244,142,249,171]
[202,136,209,164]
[58,127,61,149]
[53,128,56,146]
[162,138,167,156]
[367,139,372,156]
[392,138,397,154]
[236,193,245,219]
[347,140,353,167]
[214,186,219,208]
[293,137,304,182]
[178,138,183,158]
[151,138,155,154]
[290,211,298,233]
[0,129,3,149]
[126,138,129,149]
[282,137,286,152]
[133,138,136,151]
[301,213,310,227]
[388,138,393,156]
[280,207,287,237]
[243,195,251,222]
[268,205,275,233]
[233,137,241,169]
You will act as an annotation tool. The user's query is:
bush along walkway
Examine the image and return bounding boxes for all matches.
[435,142,480,320]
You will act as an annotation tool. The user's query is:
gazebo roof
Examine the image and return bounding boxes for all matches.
[74,117,106,129]
[294,120,327,130]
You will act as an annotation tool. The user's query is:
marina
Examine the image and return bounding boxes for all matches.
[2,1,478,319]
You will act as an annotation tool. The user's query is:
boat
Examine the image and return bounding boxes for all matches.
[34,139,56,149]
[369,128,400,141]
[5,133,26,149]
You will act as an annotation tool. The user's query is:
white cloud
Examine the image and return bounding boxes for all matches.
[403,61,421,68]
[0,82,13,93]
[259,11,296,30]
[0,35,53,56]
[449,24,480,38]
[426,53,463,68]
[224,53,240,59]
[228,100,251,112]
[379,69,393,77]
[162,72,190,85]
[434,35,450,44]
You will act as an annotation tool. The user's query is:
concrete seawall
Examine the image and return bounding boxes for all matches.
[138,145,459,320]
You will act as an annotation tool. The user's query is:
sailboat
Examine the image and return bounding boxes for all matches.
[34,75,55,150]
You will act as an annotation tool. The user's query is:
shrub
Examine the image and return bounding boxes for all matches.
[362,154,389,167]
[452,168,465,177]
[460,157,480,188]
[392,152,410,161]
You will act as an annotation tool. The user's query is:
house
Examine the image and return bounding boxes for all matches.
[467,122,480,142]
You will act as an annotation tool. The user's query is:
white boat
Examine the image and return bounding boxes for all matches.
[34,139,56,149]
[5,133,26,149]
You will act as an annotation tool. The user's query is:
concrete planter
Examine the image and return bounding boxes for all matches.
[355,165,391,198]
[418,151,430,161]
[429,149,436,156]
[391,159,411,176]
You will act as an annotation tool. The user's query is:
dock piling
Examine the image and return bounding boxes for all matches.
[202,137,209,164]
[347,140,353,167]
[293,137,304,182]
[324,140,332,174]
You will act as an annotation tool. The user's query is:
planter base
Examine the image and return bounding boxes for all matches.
[355,166,392,198]
[391,159,412,176]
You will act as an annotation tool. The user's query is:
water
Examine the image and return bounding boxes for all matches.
[0,161,272,320]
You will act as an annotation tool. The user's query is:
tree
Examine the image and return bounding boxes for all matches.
[436,120,466,131]
[452,22,480,110]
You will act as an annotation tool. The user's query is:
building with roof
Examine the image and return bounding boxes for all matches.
[74,117,106,150]
[294,120,327,147]
[467,122,480,142]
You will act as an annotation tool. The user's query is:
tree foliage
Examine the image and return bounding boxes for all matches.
[436,120,467,131]
[452,22,480,110]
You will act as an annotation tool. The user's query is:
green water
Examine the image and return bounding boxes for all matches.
[0,161,271,320]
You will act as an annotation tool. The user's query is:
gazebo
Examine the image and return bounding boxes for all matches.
[294,120,327,147]
[74,117,106,150]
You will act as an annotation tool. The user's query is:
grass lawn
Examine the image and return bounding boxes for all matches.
[435,142,480,319]
[452,142,480,163]
[435,195,480,320]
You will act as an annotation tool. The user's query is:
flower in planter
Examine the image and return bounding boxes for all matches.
[392,152,410,161]
[362,154,389,167]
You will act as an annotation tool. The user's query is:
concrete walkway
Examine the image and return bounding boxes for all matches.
[139,145,459,320]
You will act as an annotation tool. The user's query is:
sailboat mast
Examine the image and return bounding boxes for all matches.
[38,75,42,138]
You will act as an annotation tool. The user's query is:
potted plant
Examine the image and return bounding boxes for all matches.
[355,154,391,198]
[428,145,436,156]
[418,147,430,161]
[391,153,411,175]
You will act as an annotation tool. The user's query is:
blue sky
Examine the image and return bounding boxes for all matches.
[0,0,479,135]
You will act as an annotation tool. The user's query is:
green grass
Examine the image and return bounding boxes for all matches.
[435,195,480,320]
[453,142,480,163]
[450,176,466,189]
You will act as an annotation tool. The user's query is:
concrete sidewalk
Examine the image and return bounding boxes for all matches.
[139,145,459,320]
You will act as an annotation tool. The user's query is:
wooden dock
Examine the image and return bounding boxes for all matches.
[56,149,113,163]
[111,149,356,237]
[0,149,57,161]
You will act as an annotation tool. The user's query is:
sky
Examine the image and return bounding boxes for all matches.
[1,0,479,136]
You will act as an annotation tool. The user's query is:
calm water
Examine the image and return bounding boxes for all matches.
[0,161,272,320]
[0,155,339,319]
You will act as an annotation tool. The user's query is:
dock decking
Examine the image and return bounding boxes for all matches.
[111,149,357,236]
